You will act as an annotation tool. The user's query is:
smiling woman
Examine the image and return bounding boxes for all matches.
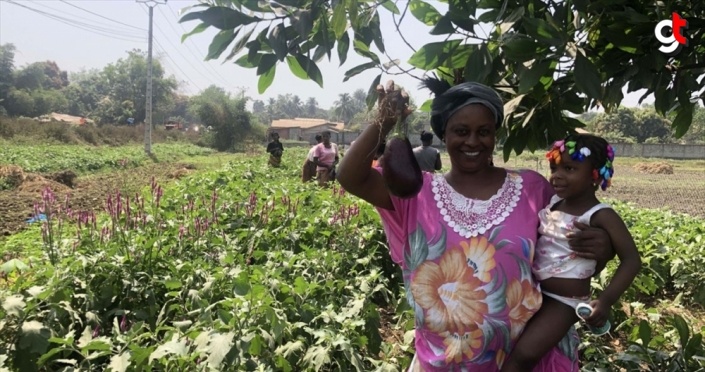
[336,78,616,371]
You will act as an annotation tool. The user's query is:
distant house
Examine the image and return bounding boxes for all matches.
[268,118,346,143]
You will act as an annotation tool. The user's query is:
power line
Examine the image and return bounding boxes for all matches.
[152,37,202,92]
[59,0,146,32]
[157,4,230,83]
[138,3,219,89]
[4,0,146,43]
[29,0,144,37]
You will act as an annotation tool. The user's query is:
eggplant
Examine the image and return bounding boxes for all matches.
[380,86,423,198]
[381,136,423,198]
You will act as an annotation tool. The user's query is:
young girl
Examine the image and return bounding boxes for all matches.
[501,134,642,371]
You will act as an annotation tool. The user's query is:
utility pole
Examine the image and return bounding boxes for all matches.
[137,0,167,154]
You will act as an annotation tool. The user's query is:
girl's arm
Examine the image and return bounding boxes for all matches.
[585,209,642,325]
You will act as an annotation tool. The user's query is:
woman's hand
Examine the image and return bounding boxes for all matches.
[375,80,413,131]
[567,222,615,276]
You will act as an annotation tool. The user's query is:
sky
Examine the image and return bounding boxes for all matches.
[0,0,652,111]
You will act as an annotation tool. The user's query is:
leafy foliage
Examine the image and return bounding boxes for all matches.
[184,0,705,160]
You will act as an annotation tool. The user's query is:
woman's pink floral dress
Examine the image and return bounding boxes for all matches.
[376,169,580,371]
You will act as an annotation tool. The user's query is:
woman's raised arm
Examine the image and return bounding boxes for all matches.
[336,82,411,210]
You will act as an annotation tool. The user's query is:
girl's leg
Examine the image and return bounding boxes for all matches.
[501,294,579,372]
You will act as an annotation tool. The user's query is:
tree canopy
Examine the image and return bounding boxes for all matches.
[182,0,705,159]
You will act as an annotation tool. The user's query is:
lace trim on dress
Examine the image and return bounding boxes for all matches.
[431,171,523,238]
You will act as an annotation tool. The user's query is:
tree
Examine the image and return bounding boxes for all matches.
[183,0,705,160]
[0,44,16,108]
[93,49,178,124]
[191,85,260,151]
[305,97,318,117]
[332,93,355,124]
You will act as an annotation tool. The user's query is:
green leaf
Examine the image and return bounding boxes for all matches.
[464,44,492,83]
[502,35,540,62]
[249,334,263,356]
[518,60,551,94]
[257,54,278,76]
[409,0,441,26]
[2,295,25,316]
[225,27,256,62]
[366,74,382,110]
[107,352,131,372]
[206,332,234,368]
[1,258,28,274]
[207,30,238,60]
[574,53,602,100]
[292,10,314,38]
[522,17,563,44]
[672,315,690,349]
[370,12,385,54]
[637,320,652,347]
[343,62,377,82]
[331,3,347,40]
[235,53,262,68]
[286,55,307,79]
[268,24,288,61]
[180,7,259,29]
[233,274,252,295]
[181,23,209,43]
[19,320,51,355]
[418,99,433,112]
[353,40,381,64]
[164,279,182,290]
[430,14,455,35]
[672,102,694,138]
[408,40,461,70]
[294,55,324,87]
[380,0,400,14]
[149,337,188,362]
[337,32,350,65]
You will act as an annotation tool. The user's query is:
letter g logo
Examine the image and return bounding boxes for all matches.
[655,13,689,56]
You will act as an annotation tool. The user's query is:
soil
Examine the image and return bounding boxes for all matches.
[0,163,196,236]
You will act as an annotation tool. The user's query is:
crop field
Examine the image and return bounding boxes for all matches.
[0,146,704,371]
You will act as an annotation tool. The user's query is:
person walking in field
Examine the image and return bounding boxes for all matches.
[313,131,338,186]
[302,134,323,182]
[266,132,284,167]
[413,130,442,173]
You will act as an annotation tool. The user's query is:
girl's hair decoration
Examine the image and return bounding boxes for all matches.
[546,140,565,164]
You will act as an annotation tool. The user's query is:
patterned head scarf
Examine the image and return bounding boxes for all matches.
[428,82,504,140]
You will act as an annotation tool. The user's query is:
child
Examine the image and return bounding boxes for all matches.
[501,134,642,371]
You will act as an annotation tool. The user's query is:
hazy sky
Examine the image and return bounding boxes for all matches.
[0,0,651,110]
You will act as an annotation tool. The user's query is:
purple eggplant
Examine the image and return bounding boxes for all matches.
[380,87,423,198]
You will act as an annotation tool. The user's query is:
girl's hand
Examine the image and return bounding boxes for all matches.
[584,299,610,328]
[375,80,412,131]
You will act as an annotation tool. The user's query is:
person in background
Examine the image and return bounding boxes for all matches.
[303,134,323,182]
[266,132,284,167]
[413,130,442,173]
[313,131,338,186]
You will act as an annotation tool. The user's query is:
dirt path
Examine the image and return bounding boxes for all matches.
[0,162,199,236]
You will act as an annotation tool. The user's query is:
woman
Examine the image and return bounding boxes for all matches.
[303,134,323,182]
[266,133,284,167]
[337,80,613,371]
[313,131,338,186]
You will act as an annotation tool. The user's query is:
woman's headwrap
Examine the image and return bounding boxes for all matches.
[423,79,504,140]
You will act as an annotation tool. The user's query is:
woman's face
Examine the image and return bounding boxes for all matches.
[322,133,331,145]
[444,104,496,174]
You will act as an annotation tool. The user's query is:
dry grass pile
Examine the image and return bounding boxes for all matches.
[0,165,74,191]
[633,161,674,174]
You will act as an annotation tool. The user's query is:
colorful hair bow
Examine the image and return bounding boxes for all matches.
[546,140,566,164]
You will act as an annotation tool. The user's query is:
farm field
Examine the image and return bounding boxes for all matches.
[0,146,704,371]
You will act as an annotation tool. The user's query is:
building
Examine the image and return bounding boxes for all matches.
[268,118,346,143]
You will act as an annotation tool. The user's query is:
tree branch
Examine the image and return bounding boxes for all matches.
[392,0,416,53]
